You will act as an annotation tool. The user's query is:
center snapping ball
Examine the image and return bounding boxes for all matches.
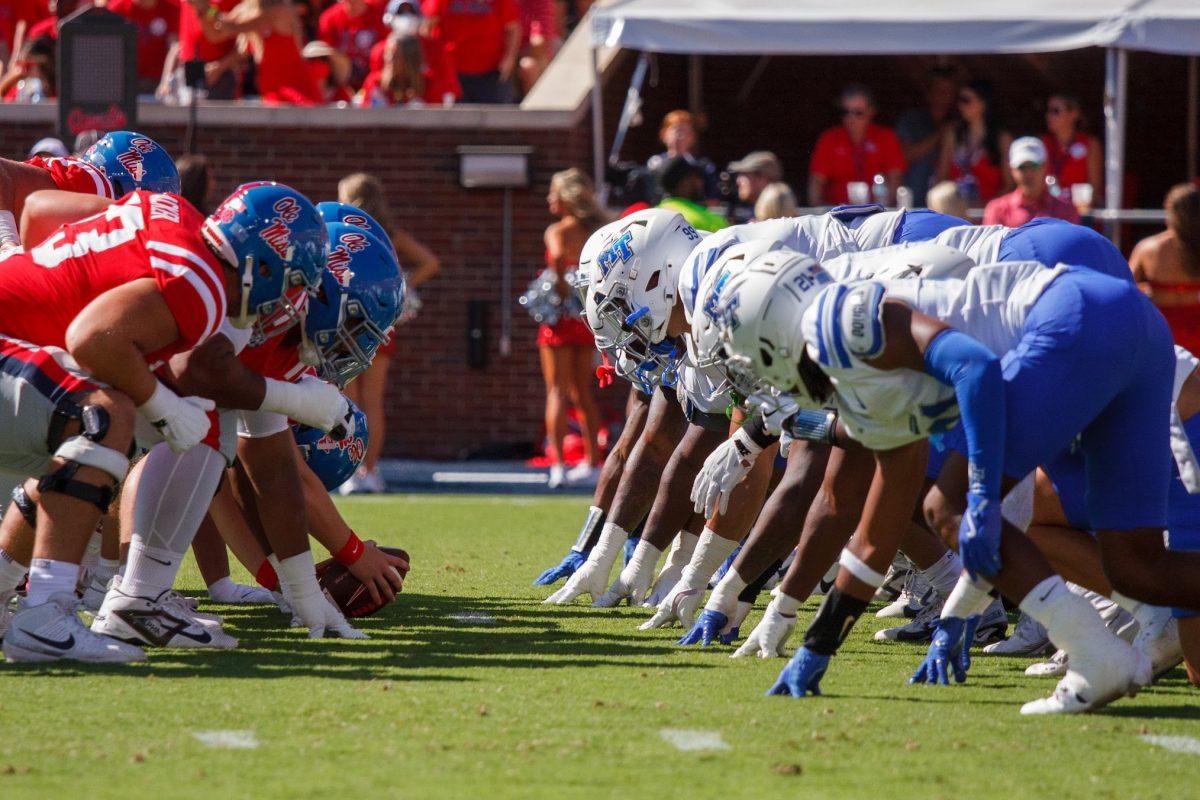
[316,546,410,618]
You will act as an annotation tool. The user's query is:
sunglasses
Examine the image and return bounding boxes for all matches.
[1015,162,1043,171]
[841,107,868,118]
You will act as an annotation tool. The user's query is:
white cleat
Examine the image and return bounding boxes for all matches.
[875,589,942,642]
[163,590,222,625]
[1132,608,1183,680]
[872,563,910,603]
[546,464,566,490]
[4,593,146,663]
[0,588,16,640]
[982,611,1049,655]
[876,570,928,618]
[207,581,276,605]
[92,588,237,649]
[1020,642,1151,715]
[1025,648,1069,678]
[80,574,109,614]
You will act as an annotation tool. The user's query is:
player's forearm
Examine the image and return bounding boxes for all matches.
[237,432,308,559]
[167,336,267,409]
[70,333,157,405]
[640,424,726,550]
[300,457,356,555]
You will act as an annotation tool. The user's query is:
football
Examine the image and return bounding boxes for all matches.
[316,547,410,618]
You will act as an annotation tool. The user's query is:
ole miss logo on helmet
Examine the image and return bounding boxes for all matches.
[316,432,366,463]
[326,231,368,286]
[259,197,303,259]
[343,214,369,229]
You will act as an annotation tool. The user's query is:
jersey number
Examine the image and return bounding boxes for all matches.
[29,204,145,268]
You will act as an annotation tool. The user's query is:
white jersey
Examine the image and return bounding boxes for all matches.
[675,357,730,416]
[932,224,1009,265]
[801,260,1065,450]
[820,241,977,283]
[846,209,907,251]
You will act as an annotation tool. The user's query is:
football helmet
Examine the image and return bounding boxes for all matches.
[202,182,327,336]
[304,222,405,386]
[81,131,180,196]
[294,398,369,491]
[687,240,785,372]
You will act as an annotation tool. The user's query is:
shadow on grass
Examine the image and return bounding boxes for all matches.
[4,592,714,681]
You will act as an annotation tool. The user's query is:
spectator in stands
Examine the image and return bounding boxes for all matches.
[939,78,1011,203]
[72,128,102,154]
[176,153,215,213]
[180,0,244,99]
[646,110,720,205]
[302,39,354,102]
[357,30,429,106]
[539,168,605,489]
[24,0,89,43]
[1,2,49,65]
[1130,183,1200,355]
[192,0,324,106]
[896,66,957,206]
[105,0,179,95]
[754,182,797,221]
[318,0,389,89]
[337,172,440,494]
[982,136,1079,227]
[657,156,727,233]
[516,0,558,95]
[0,33,56,101]
[28,136,67,158]
[1042,90,1103,205]
[728,150,782,222]
[807,83,906,206]
[420,0,519,104]
[926,179,968,219]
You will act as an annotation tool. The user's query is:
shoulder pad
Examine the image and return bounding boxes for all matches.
[839,281,887,359]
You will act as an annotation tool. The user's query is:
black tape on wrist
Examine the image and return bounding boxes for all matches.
[802,586,869,656]
[738,557,785,604]
[572,506,607,552]
[743,414,779,449]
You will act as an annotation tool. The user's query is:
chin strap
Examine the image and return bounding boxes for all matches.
[234,254,255,329]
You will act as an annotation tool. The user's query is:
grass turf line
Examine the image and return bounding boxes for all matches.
[1,494,1197,799]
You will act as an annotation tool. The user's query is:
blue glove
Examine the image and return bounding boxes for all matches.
[623,536,640,566]
[767,647,830,697]
[959,614,980,675]
[959,492,1003,580]
[710,543,743,588]
[677,609,729,647]
[909,617,967,685]
[532,549,588,586]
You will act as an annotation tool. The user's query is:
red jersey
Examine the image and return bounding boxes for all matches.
[0,0,49,52]
[422,0,518,75]
[179,0,238,62]
[0,192,227,364]
[105,0,180,82]
[1042,132,1094,192]
[25,156,116,199]
[808,124,907,205]
[317,0,388,86]
[239,328,312,382]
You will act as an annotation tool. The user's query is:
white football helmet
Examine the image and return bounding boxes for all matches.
[687,239,785,372]
[710,249,835,407]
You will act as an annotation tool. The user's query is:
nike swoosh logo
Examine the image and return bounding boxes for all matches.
[115,609,211,647]
[25,630,75,650]
[143,555,175,567]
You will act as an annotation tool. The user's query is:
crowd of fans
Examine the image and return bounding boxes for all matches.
[0,0,594,105]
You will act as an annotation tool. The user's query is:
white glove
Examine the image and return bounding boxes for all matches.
[691,428,763,518]
[137,381,215,453]
[749,392,800,436]
[731,597,797,658]
[645,531,699,607]
[593,540,661,607]
[261,375,349,433]
[276,550,368,639]
[640,582,704,630]
[544,522,627,605]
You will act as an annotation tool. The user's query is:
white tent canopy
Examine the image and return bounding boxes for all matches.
[591,1,1200,56]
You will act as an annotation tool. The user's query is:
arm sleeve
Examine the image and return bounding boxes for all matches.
[923,328,1005,501]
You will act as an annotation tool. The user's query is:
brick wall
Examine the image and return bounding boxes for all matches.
[0,105,624,460]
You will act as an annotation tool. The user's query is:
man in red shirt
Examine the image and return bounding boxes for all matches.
[0,0,49,59]
[318,0,389,89]
[982,137,1081,227]
[105,0,179,95]
[807,84,906,206]
[421,0,519,104]
[179,0,243,99]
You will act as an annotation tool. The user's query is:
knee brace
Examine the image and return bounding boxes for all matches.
[10,484,36,528]
[37,404,132,514]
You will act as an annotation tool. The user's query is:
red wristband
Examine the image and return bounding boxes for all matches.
[255,559,279,591]
[333,532,365,566]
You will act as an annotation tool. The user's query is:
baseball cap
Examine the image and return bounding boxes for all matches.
[1009,136,1047,169]
[28,136,68,159]
[728,151,783,180]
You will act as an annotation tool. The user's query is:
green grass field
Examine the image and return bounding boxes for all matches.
[2,494,1198,799]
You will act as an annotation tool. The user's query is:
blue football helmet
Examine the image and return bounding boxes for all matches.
[202,182,328,337]
[81,131,180,196]
[304,222,405,386]
[294,399,369,491]
[316,201,398,260]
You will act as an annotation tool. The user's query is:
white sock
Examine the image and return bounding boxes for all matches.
[26,558,78,606]
[707,569,748,615]
[207,575,235,598]
[90,556,119,587]
[942,574,993,619]
[680,528,738,593]
[621,539,662,584]
[121,539,183,599]
[0,547,28,589]
[1110,590,1166,632]
[1019,575,1116,660]
[918,549,962,598]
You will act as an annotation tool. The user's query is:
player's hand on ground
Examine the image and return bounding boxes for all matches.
[291,589,369,639]
[347,540,408,606]
[732,599,796,658]
[767,647,830,697]
[640,584,703,630]
[645,562,684,607]
[593,557,654,607]
[677,608,731,646]
[532,549,588,586]
[691,428,763,518]
[909,616,967,685]
[544,559,609,605]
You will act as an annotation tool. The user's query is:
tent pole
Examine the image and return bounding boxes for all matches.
[1188,56,1198,181]
[591,44,606,203]
[1103,47,1127,248]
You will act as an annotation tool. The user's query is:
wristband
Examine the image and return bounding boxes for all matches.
[333,532,365,566]
[741,415,779,449]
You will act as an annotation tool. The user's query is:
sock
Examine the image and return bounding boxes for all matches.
[90,557,119,588]
[0,547,28,590]
[942,574,993,619]
[621,539,662,584]
[679,528,739,593]
[121,539,183,599]
[26,558,79,606]
[1019,575,1116,660]
[774,591,803,616]
[707,569,748,615]
[919,550,962,599]
[255,558,280,591]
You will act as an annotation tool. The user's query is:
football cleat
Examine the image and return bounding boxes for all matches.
[971,598,1009,644]
[874,588,943,642]
[1020,641,1150,715]
[80,573,109,614]
[1025,648,1069,678]
[92,588,236,649]
[4,593,146,663]
[876,570,929,619]
[872,558,911,603]
[1131,608,1184,680]
[0,588,17,640]
[982,610,1048,655]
